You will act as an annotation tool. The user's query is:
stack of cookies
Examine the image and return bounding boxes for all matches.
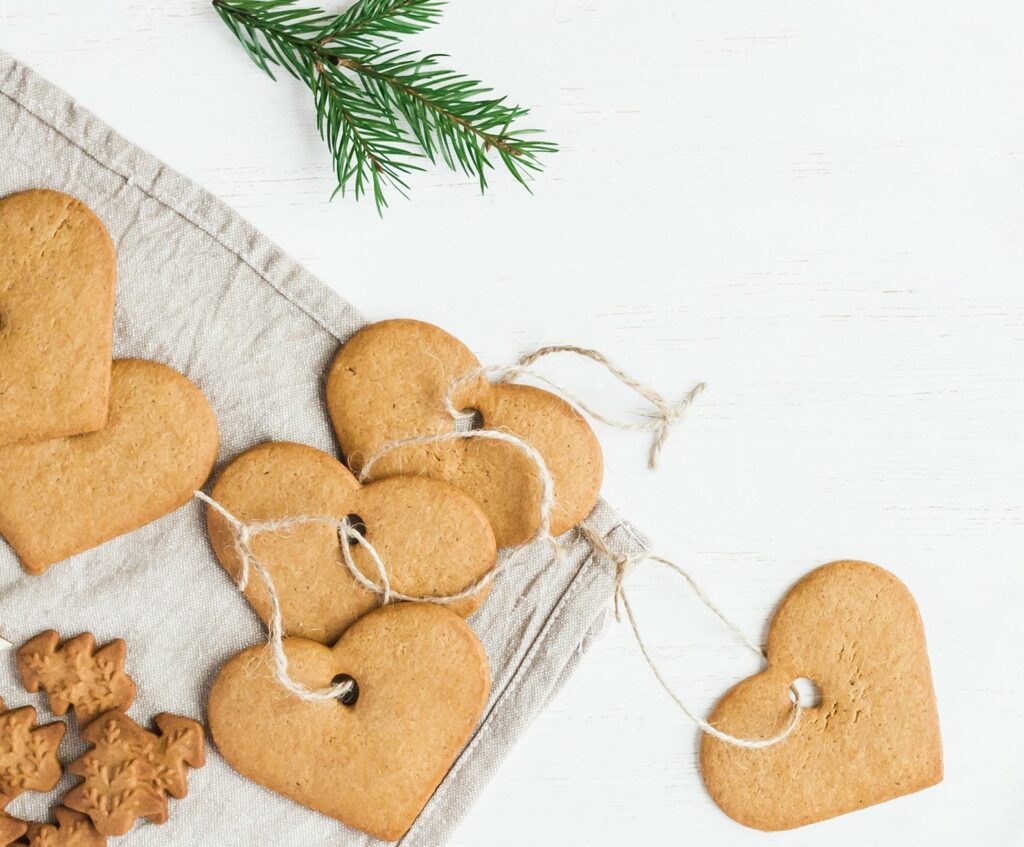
[0,630,205,845]
[0,189,948,841]
[0,189,219,575]
[1,189,607,843]
[205,319,605,841]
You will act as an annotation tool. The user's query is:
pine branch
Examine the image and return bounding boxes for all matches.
[340,49,556,192]
[324,0,445,48]
[213,0,556,212]
[314,62,420,207]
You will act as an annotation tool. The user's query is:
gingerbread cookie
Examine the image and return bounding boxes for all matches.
[0,814,27,845]
[0,358,219,574]
[17,631,136,726]
[209,603,490,842]
[0,190,116,447]
[65,710,205,837]
[17,809,105,847]
[206,441,496,643]
[700,560,942,830]
[326,319,603,547]
[0,698,65,804]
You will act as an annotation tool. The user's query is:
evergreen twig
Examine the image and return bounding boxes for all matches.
[213,0,557,212]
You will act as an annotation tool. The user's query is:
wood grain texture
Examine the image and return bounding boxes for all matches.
[2,2,1023,844]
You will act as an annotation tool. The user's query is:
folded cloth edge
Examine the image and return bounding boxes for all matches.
[0,49,642,846]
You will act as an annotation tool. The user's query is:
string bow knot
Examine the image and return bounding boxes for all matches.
[488,345,705,469]
[581,527,638,623]
[581,526,802,749]
[643,382,705,469]
[196,340,801,747]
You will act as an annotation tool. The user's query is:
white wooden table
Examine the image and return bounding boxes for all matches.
[4,3,1023,844]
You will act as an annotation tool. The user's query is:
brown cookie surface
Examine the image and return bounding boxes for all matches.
[326,319,603,547]
[209,603,491,842]
[19,808,106,847]
[0,358,219,574]
[17,631,136,726]
[0,189,116,446]
[65,711,205,837]
[700,560,942,830]
[0,813,28,845]
[206,441,496,643]
[0,697,65,803]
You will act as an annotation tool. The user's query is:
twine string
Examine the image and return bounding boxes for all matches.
[196,490,356,703]
[198,344,797,746]
[195,489,538,700]
[581,527,801,749]
[357,427,562,556]
[196,486,801,746]
[443,345,705,469]
[195,398,568,702]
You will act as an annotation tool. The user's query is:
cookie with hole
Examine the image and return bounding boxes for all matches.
[208,602,490,842]
[700,560,942,830]
[205,440,497,644]
[326,319,604,548]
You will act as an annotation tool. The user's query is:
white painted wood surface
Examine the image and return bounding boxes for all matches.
[3,2,1023,844]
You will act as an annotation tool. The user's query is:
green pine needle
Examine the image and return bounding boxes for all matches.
[213,0,557,212]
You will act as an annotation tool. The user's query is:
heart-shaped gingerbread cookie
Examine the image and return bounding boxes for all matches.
[0,189,116,446]
[206,441,496,643]
[0,359,219,574]
[209,602,490,841]
[700,560,942,830]
[326,319,604,547]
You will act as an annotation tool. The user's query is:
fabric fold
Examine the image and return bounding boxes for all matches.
[0,51,632,846]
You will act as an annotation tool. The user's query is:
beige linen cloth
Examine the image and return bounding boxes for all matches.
[0,52,646,846]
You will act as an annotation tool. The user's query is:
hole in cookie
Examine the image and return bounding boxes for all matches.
[342,514,367,546]
[788,677,822,708]
[331,673,359,706]
[454,407,484,432]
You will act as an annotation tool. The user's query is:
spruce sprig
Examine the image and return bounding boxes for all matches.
[213,0,557,212]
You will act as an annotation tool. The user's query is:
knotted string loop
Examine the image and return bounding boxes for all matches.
[194,489,540,699]
[196,490,357,703]
[443,345,705,469]
[581,527,802,750]
[195,341,789,745]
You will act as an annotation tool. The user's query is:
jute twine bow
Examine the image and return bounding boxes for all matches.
[197,343,800,748]
[444,345,705,469]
